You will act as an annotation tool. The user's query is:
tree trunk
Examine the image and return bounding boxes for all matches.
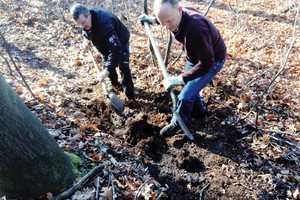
[0,74,76,198]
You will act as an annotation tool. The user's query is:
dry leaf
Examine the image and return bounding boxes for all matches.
[100,187,112,200]
[266,114,278,121]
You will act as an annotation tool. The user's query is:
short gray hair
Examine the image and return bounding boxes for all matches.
[70,3,89,20]
[154,0,179,9]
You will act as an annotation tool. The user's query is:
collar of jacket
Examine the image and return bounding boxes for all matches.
[173,10,186,36]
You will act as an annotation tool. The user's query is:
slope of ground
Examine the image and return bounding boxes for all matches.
[0,0,299,199]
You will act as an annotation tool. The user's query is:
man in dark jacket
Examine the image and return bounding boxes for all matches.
[70,3,135,100]
[140,0,226,136]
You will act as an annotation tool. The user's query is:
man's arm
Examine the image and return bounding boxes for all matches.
[181,28,215,82]
[102,31,123,72]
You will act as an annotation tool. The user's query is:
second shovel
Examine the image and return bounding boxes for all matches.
[88,47,125,115]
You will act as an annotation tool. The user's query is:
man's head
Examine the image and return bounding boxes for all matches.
[70,3,92,30]
[154,0,182,32]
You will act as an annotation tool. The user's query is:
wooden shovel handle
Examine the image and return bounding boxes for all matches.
[87,47,109,95]
[143,23,194,141]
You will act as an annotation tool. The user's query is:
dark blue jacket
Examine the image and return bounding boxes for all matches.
[83,8,130,72]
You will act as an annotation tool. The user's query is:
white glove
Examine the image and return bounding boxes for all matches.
[162,76,184,91]
[98,69,110,82]
[82,38,91,50]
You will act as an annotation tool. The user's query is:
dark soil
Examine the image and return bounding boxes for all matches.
[0,0,299,199]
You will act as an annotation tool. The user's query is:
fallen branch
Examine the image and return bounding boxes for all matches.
[53,162,111,200]
[269,134,300,150]
[164,32,172,67]
[243,33,300,122]
[199,182,210,200]
[0,32,36,99]
[134,178,153,200]
[244,5,300,123]
[204,0,216,16]
[240,65,276,90]
[110,170,116,200]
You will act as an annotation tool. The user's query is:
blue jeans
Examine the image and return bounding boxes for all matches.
[171,59,226,125]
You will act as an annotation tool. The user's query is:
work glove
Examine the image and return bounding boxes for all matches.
[82,38,91,50]
[139,14,155,25]
[98,69,110,82]
[162,76,184,91]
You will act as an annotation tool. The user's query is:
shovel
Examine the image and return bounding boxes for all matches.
[143,22,194,141]
[88,47,125,115]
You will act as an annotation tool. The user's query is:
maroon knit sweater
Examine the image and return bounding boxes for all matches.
[173,7,227,82]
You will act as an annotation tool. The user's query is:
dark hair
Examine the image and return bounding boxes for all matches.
[70,3,89,20]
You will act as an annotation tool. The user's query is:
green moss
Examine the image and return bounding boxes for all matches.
[64,152,82,177]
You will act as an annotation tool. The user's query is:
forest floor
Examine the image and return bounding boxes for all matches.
[0,0,299,199]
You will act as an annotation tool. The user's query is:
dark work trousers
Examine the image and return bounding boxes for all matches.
[107,42,135,100]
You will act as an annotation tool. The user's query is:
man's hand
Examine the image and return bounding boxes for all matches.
[139,14,155,25]
[162,76,184,91]
[82,38,91,50]
[98,69,110,82]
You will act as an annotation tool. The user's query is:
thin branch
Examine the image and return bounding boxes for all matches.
[164,32,172,67]
[204,0,216,16]
[243,34,300,121]
[199,182,210,200]
[0,51,13,75]
[269,134,300,150]
[293,5,300,38]
[0,32,37,99]
[53,162,111,200]
[121,0,130,22]
[134,178,153,200]
[111,0,115,13]
[240,65,277,90]
[110,170,116,200]
[143,0,148,15]
[170,50,183,66]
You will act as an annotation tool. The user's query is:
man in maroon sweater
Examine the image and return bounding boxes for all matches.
[140,0,227,136]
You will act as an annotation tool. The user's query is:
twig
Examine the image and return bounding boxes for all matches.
[240,65,276,90]
[204,0,216,16]
[143,0,157,67]
[82,151,100,163]
[293,5,300,39]
[265,130,299,138]
[143,0,148,15]
[95,154,101,200]
[109,168,116,200]
[111,0,115,13]
[269,134,300,150]
[170,50,183,66]
[134,178,153,200]
[0,32,37,99]
[244,4,300,123]
[243,34,300,121]
[164,32,172,67]
[0,51,14,76]
[53,162,111,200]
[199,182,210,200]
[121,0,130,22]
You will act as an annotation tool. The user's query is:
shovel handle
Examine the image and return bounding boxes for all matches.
[143,23,194,141]
[88,47,109,95]
[88,47,102,76]
[144,23,169,78]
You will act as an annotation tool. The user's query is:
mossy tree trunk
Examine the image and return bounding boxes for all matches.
[0,74,76,198]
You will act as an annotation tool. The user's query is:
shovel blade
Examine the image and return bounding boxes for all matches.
[107,92,125,115]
